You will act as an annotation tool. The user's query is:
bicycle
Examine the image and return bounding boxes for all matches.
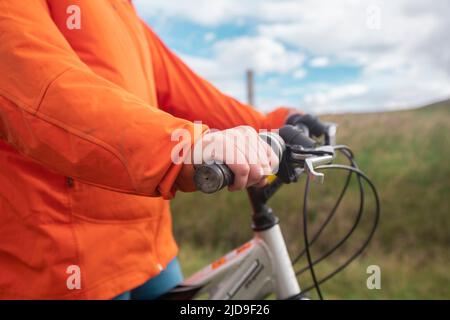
[160,114,380,300]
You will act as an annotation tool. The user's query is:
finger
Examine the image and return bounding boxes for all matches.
[256,137,273,176]
[239,126,275,176]
[234,128,264,186]
[254,177,268,188]
[262,136,279,173]
[227,147,250,191]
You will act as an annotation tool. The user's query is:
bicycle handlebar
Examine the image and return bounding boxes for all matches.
[194,124,323,193]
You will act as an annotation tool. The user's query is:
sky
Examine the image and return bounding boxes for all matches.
[133,0,450,114]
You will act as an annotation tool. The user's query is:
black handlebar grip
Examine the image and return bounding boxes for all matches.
[194,163,234,194]
[279,125,315,148]
[286,113,327,138]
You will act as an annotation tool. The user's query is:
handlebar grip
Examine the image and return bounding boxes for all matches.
[279,125,315,148]
[194,163,233,194]
[286,113,328,138]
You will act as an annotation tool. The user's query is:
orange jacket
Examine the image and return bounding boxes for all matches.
[0,0,289,299]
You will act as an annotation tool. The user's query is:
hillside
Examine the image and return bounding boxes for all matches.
[171,100,450,299]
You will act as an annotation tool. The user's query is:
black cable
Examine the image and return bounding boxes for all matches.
[295,149,365,274]
[299,164,380,293]
[292,146,356,265]
[302,174,323,299]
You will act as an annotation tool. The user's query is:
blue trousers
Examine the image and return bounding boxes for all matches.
[114,258,183,300]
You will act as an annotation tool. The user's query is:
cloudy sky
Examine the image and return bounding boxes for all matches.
[134,0,450,114]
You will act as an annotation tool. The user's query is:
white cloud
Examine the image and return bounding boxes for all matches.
[293,69,307,79]
[213,36,304,75]
[181,36,305,78]
[303,84,368,113]
[310,57,330,68]
[134,0,450,113]
[134,0,260,26]
[180,36,305,102]
[256,0,450,112]
[203,32,216,42]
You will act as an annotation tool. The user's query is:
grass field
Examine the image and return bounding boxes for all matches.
[171,100,450,299]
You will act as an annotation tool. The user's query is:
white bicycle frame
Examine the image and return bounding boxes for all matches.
[164,220,301,300]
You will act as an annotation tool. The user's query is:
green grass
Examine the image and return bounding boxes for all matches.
[172,100,450,299]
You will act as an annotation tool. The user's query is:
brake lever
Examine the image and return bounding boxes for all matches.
[304,154,334,183]
[290,145,335,183]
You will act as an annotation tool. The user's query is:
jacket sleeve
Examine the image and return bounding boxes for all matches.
[142,23,291,131]
[0,1,206,199]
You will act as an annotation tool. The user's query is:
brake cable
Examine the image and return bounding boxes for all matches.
[297,146,359,300]
[298,164,380,295]
[295,147,365,274]
[292,145,356,265]
[302,173,323,299]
